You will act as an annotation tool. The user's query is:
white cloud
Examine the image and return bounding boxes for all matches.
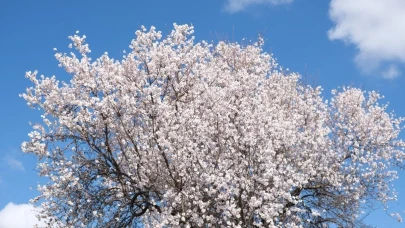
[224,0,293,13]
[5,157,25,171]
[328,0,405,78]
[382,65,400,79]
[0,203,46,228]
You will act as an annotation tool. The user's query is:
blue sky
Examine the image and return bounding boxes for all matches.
[1,0,405,227]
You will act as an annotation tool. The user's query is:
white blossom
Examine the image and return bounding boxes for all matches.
[21,24,405,227]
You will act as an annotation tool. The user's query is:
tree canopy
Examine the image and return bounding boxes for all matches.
[22,24,405,227]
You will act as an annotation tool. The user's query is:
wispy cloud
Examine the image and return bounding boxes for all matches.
[0,202,46,228]
[328,0,405,79]
[4,157,25,172]
[382,65,400,79]
[224,0,293,13]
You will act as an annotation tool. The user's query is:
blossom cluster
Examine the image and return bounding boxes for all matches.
[22,24,405,227]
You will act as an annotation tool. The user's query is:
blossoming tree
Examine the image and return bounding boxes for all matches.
[22,24,405,227]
